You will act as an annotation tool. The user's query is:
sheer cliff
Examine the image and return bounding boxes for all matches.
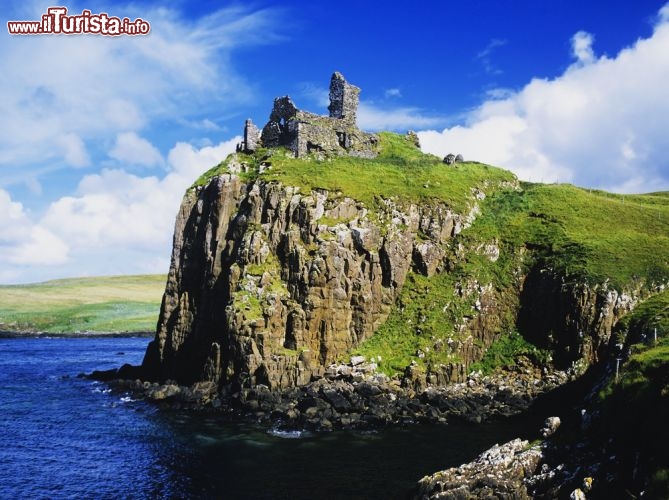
[141,161,492,389]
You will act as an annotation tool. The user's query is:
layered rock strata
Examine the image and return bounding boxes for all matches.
[141,173,472,389]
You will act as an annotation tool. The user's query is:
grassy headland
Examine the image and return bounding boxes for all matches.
[198,131,669,288]
[0,274,165,334]
[193,131,669,376]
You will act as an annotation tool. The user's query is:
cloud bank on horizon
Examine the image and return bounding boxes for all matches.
[1,1,668,284]
[0,1,266,283]
[419,5,669,193]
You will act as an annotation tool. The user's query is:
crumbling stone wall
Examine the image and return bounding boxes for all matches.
[328,71,359,125]
[238,72,378,158]
[236,119,260,153]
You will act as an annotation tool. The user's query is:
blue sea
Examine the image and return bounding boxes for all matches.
[0,337,531,499]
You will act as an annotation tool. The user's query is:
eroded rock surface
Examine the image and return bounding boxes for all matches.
[141,174,472,390]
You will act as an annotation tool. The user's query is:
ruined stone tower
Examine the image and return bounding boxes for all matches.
[236,119,260,154]
[328,71,360,126]
[237,72,377,158]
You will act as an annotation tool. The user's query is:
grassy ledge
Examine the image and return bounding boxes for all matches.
[467,183,669,287]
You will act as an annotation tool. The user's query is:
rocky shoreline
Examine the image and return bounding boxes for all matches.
[414,437,545,499]
[89,356,620,498]
[95,355,575,432]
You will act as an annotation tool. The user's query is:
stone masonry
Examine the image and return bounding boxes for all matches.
[238,72,378,158]
[239,119,260,153]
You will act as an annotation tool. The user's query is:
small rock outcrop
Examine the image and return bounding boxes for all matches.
[540,416,561,437]
[247,72,378,158]
[443,153,464,165]
[414,438,543,499]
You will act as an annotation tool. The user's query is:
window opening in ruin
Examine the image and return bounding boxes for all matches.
[337,131,348,148]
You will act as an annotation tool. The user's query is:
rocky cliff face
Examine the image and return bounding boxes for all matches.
[138,74,666,395]
[518,268,640,369]
[140,171,648,391]
[141,171,475,389]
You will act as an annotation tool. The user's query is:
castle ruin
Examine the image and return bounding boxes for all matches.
[237,72,378,158]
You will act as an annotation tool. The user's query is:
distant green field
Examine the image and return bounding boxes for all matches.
[0,275,166,333]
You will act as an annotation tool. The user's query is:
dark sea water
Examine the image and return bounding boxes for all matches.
[0,337,533,499]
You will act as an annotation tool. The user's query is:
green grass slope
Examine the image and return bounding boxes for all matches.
[195,132,517,214]
[473,183,669,287]
[0,275,166,333]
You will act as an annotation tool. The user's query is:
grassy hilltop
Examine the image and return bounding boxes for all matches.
[196,132,669,375]
[0,275,165,334]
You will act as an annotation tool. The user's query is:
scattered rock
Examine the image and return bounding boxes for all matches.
[103,357,571,434]
[570,488,586,500]
[540,416,561,438]
[350,355,366,366]
[582,476,593,492]
[443,153,464,165]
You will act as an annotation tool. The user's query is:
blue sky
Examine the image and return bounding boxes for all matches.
[2,0,669,284]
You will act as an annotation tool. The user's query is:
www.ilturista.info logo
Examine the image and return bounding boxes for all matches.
[7,6,150,36]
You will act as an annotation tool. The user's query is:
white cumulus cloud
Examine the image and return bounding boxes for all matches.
[418,5,669,193]
[109,132,164,167]
[57,133,90,168]
[0,0,285,283]
[0,189,69,269]
[0,138,239,283]
[0,0,283,188]
[358,102,443,131]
